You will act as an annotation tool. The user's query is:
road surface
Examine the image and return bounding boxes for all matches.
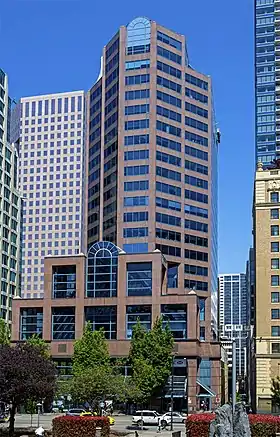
[0,413,187,435]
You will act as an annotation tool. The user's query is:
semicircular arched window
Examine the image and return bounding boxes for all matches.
[87,241,120,298]
[126,17,151,55]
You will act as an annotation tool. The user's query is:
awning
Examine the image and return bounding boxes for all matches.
[196,379,216,397]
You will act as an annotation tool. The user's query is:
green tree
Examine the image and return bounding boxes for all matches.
[72,323,110,375]
[129,317,174,402]
[26,334,50,358]
[0,318,10,345]
[271,376,280,407]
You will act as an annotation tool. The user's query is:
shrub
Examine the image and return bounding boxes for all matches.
[186,413,214,437]
[249,414,280,437]
[186,412,280,437]
[52,416,110,437]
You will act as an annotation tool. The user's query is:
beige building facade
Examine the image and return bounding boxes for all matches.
[254,161,280,412]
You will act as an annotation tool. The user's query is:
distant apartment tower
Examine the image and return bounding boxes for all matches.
[255,0,280,166]
[87,17,219,339]
[11,91,86,298]
[218,273,249,377]
[254,160,280,412]
[0,69,21,322]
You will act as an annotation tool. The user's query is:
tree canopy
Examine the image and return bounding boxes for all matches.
[129,317,174,402]
[26,334,50,359]
[271,376,280,407]
[0,343,57,435]
[0,318,10,345]
[72,322,110,375]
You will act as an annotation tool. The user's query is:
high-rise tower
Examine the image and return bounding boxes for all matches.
[0,69,21,322]
[11,91,86,298]
[87,17,219,338]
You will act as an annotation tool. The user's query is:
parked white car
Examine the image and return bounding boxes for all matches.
[132,410,172,427]
[161,412,187,424]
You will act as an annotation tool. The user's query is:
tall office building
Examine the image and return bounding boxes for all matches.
[0,69,21,322]
[88,16,219,338]
[11,91,86,298]
[254,161,280,412]
[218,274,249,377]
[255,0,280,166]
[12,18,222,411]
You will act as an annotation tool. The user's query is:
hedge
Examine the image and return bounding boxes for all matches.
[52,416,110,437]
[186,413,280,437]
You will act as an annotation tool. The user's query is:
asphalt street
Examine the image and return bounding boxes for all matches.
[0,414,186,436]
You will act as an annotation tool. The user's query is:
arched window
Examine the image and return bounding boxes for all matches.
[126,17,151,55]
[87,241,120,298]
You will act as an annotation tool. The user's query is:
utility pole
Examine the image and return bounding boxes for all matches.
[232,339,237,412]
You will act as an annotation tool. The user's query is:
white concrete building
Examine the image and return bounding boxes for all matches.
[11,91,86,298]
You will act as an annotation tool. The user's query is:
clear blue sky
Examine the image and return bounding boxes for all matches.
[1,0,254,274]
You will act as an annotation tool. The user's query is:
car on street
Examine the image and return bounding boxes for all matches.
[132,410,172,427]
[161,412,187,424]
[66,408,87,416]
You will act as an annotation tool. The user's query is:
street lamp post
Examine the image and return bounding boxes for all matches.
[170,354,174,431]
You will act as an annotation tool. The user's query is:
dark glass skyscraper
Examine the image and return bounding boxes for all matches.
[255,0,279,166]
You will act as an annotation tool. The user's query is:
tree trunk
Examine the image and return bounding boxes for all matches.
[9,403,16,437]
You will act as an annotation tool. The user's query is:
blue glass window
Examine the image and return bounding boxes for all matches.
[185,189,208,204]
[185,102,208,118]
[125,74,150,85]
[124,196,149,206]
[156,196,181,211]
[126,305,151,339]
[124,165,149,176]
[185,234,208,247]
[185,88,208,104]
[156,228,181,242]
[185,249,208,262]
[185,116,208,133]
[125,104,149,115]
[185,279,208,291]
[157,31,182,50]
[199,298,206,320]
[272,309,280,319]
[185,73,208,90]
[87,241,119,298]
[185,145,208,161]
[157,90,181,108]
[157,75,181,94]
[123,227,148,238]
[185,131,208,147]
[271,192,279,203]
[85,306,117,340]
[157,46,181,64]
[157,120,181,137]
[185,160,208,175]
[157,61,181,79]
[156,181,181,197]
[156,212,181,227]
[127,262,152,296]
[125,59,150,70]
[271,242,279,252]
[123,243,148,253]
[156,135,181,152]
[271,275,280,286]
[124,211,148,222]
[20,308,43,340]
[185,175,208,190]
[126,17,151,55]
[157,105,181,122]
[125,134,149,145]
[167,264,179,287]
[156,244,181,257]
[52,265,76,298]
[162,304,187,340]
[156,150,181,167]
[124,180,149,191]
[156,165,181,181]
[185,264,208,277]
[124,150,149,160]
[199,359,211,387]
[125,90,150,100]
[271,209,279,219]
[272,326,280,337]
[185,218,208,233]
[52,307,75,340]
[125,119,149,130]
